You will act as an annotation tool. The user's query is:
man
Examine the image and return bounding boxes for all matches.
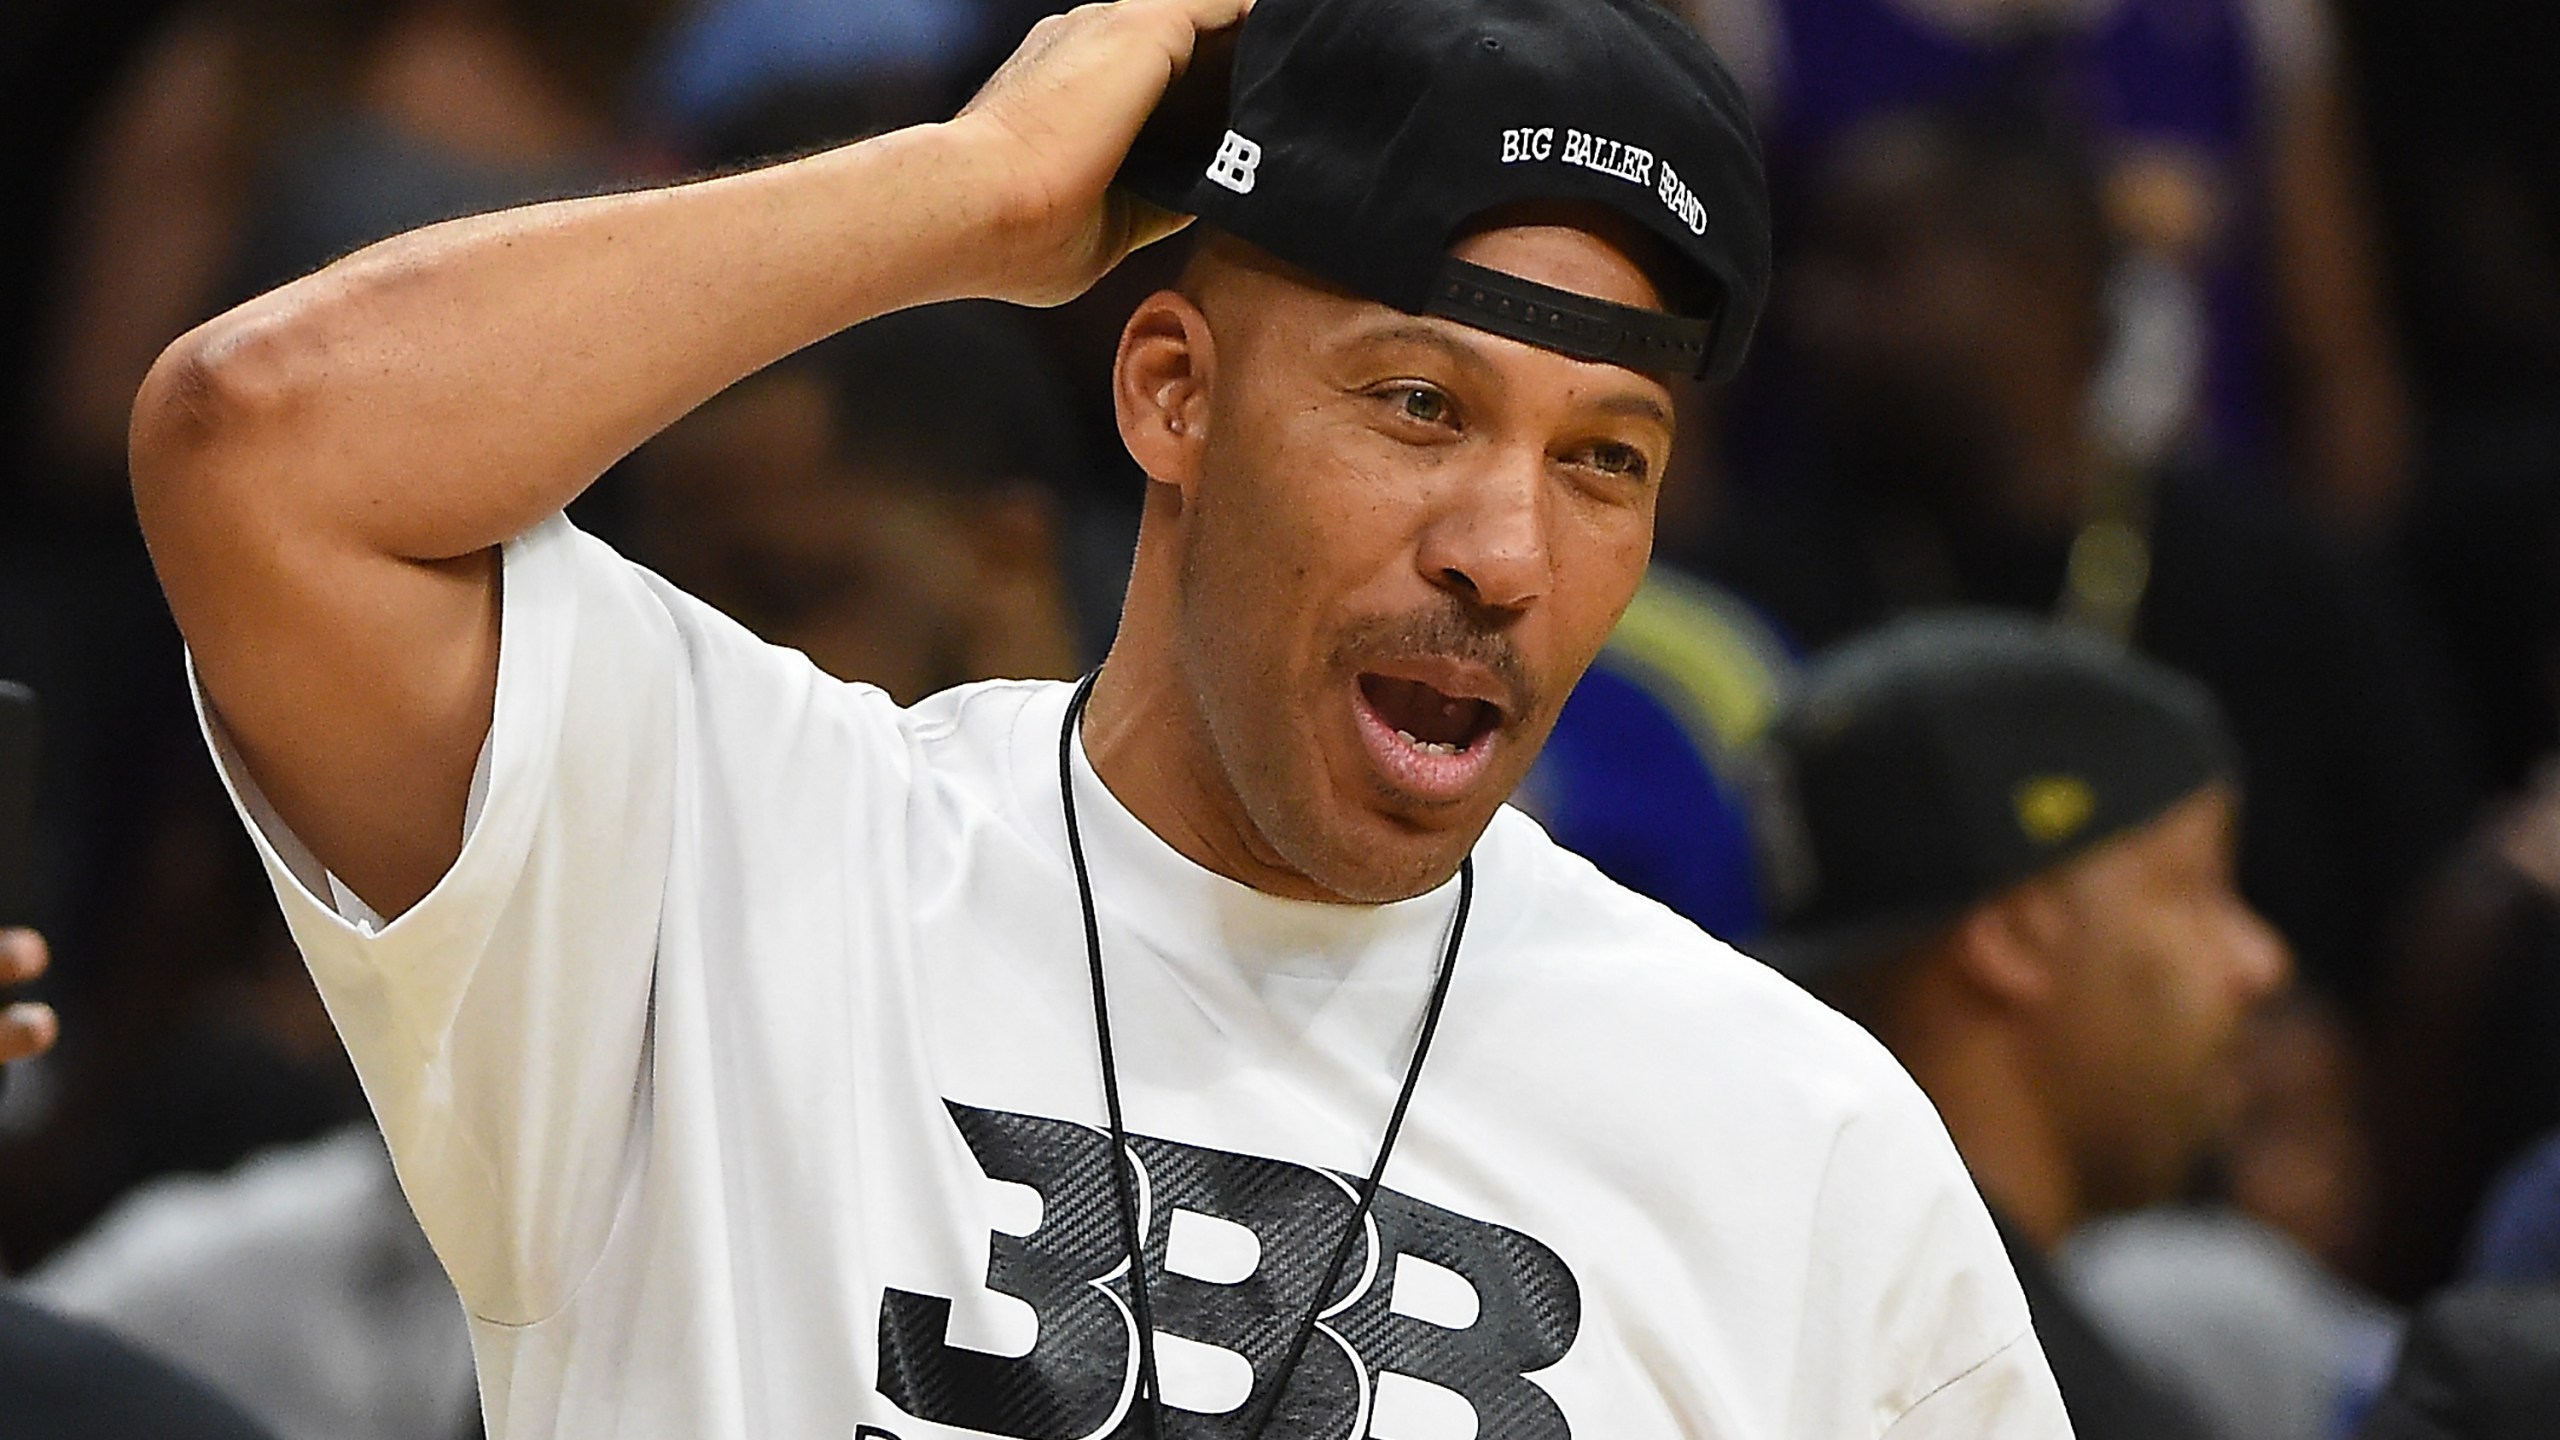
[130,0,2068,1435]
[1756,612,2292,1440]
[1704,100,2472,1016]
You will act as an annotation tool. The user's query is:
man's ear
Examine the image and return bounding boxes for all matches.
[1945,880,2072,1013]
[1113,289,1214,495]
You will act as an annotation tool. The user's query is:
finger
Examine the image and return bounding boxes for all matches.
[1158,0,1255,34]
[0,1001,56,1066]
[0,929,46,987]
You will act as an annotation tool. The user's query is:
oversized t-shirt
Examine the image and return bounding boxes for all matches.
[196,516,2072,1440]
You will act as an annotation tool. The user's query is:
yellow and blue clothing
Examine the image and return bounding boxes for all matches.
[1519,569,1796,944]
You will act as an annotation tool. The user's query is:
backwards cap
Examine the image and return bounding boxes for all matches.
[1117,0,1771,381]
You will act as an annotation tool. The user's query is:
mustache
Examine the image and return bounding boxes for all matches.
[1329,602,1540,720]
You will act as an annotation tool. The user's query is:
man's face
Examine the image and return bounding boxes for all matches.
[1787,131,2101,500]
[1137,225,1677,902]
[637,372,982,703]
[2037,785,2292,1211]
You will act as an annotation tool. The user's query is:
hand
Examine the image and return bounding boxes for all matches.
[949,0,1253,306]
[0,929,57,1066]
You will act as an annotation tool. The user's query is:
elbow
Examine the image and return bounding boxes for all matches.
[129,306,314,527]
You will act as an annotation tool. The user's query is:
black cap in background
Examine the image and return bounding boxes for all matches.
[1116,0,1770,380]
[1754,612,2239,983]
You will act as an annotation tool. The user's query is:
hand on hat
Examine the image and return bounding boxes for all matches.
[950,0,1251,307]
[0,928,56,1067]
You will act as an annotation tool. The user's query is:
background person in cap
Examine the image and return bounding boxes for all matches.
[1759,611,2290,1440]
[127,0,2069,1435]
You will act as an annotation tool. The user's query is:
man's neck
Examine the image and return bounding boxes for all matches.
[1076,650,1352,905]
[1898,1025,2086,1253]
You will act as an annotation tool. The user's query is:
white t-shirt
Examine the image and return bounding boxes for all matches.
[197,516,2070,1440]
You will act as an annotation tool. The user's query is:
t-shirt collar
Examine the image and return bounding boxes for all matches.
[1022,681,1468,980]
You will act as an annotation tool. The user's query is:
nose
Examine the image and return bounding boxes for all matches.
[1414,443,1552,614]
[2225,900,2292,1008]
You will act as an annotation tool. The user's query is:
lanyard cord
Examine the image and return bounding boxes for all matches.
[1058,672,1471,1439]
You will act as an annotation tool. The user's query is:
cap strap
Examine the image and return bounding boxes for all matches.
[1425,259,1717,378]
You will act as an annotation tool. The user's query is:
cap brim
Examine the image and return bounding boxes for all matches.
[1745,906,1961,988]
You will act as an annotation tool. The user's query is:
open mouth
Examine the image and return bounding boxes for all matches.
[1351,672,1508,803]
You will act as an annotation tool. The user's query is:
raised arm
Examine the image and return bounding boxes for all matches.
[132,0,1241,918]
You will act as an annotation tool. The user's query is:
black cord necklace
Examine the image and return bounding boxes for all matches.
[1057,672,1471,1439]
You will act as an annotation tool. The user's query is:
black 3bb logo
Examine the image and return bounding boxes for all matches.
[878,1101,1581,1439]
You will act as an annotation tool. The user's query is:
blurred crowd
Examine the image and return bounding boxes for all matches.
[2,0,2558,1437]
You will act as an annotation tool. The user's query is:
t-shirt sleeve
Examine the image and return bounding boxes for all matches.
[1792,1053,2076,1438]
[192,516,687,1327]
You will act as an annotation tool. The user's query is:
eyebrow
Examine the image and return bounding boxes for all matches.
[1353,321,1500,379]
[1346,321,1676,427]
[1591,392,1674,427]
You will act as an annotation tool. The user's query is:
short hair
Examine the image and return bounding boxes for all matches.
[780,302,1095,503]
[1821,93,2116,298]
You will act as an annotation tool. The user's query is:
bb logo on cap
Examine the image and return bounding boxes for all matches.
[1205,130,1262,195]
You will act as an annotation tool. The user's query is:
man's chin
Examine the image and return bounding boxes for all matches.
[1282,786,1498,905]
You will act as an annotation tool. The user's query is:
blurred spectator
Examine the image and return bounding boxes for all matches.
[0,1288,281,1439]
[2365,760,2560,1298]
[2357,1286,2560,1440]
[40,0,678,510]
[1754,612,2287,1440]
[31,1127,477,1440]
[2350,2,2560,794]
[1685,0,2411,531]
[628,302,1095,700]
[681,71,1160,671]
[1515,567,1796,943]
[1703,100,2472,1015]
[0,714,365,1269]
[1,0,680,1263]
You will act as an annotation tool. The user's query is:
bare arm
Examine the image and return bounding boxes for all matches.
[132,0,1241,917]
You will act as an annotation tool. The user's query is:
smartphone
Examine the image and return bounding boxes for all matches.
[0,682,35,1096]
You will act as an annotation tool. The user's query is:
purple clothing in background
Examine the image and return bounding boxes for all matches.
[1769,0,2276,464]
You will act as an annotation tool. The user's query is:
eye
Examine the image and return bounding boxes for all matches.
[1577,440,1652,482]
[1374,382,1457,429]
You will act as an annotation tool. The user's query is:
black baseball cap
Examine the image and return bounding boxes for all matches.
[1753,613,2239,984]
[1116,0,1770,381]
